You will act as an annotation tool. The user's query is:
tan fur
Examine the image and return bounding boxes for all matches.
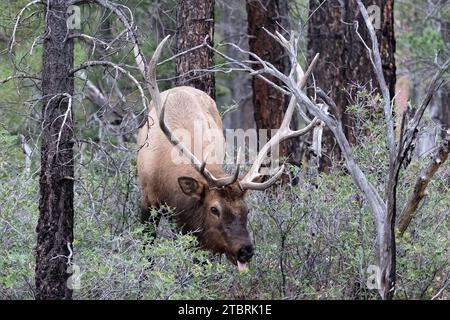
[137,87,254,264]
[137,86,227,210]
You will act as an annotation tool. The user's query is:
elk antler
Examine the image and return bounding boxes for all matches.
[238,53,320,191]
[135,35,240,188]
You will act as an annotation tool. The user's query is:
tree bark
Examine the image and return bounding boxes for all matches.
[246,0,298,164]
[308,0,397,299]
[36,0,75,300]
[440,19,449,135]
[307,0,396,171]
[218,0,255,131]
[176,0,215,99]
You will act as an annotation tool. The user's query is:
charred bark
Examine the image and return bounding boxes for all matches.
[246,0,299,164]
[176,0,215,99]
[218,0,255,131]
[440,19,449,135]
[307,0,396,171]
[36,0,75,300]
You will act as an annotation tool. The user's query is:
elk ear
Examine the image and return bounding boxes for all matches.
[178,177,204,199]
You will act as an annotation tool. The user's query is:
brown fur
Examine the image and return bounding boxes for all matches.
[137,86,253,265]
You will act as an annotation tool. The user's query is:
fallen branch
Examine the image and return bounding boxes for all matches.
[397,132,450,236]
[78,72,113,109]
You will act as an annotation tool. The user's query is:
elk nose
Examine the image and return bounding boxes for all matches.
[237,244,254,262]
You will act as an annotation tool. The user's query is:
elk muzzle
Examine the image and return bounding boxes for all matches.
[236,243,254,271]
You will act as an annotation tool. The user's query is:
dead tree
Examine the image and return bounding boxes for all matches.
[206,1,449,299]
[440,9,450,135]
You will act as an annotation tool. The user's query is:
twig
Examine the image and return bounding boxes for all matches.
[9,0,43,54]
[70,60,149,115]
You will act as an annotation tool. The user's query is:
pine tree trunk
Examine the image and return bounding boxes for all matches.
[440,19,449,135]
[176,0,215,99]
[36,0,75,300]
[218,0,255,131]
[307,0,396,171]
[246,0,298,164]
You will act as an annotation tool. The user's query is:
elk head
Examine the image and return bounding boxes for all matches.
[177,176,253,270]
[135,35,318,270]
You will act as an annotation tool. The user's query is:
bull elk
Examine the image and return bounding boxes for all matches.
[135,35,317,271]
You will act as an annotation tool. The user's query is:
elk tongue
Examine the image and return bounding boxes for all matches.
[237,261,247,272]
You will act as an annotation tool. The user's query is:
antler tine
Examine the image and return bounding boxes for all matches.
[240,165,285,191]
[158,88,239,188]
[239,51,320,191]
[146,34,171,114]
[213,163,240,187]
[133,34,171,113]
[199,153,208,173]
[214,148,241,186]
[141,36,240,188]
[158,94,202,169]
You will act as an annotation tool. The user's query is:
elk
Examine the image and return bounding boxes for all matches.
[135,35,317,271]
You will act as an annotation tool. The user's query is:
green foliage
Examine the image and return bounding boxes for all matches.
[0,0,449,301]
[398,26,448,59]
[2,122,448,299]
[0,129,37,299]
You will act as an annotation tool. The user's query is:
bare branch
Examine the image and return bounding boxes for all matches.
[157,36,209,66]
[69,60,148,116]
[78,72,113,109]
[356,0,396,163]
[397,133,450,236]
[81,0,148,79]
[400,59,450,161]
[9,0,43,54]
[0,74,41,84]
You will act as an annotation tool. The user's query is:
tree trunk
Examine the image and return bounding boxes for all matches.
[36,0,75,300]
[382,174,399,300]
[176,0,215,99]
[307,0,396,171]
[440,19,449,135]
[308,0,397,300]
[246,0,298,164]
[217,0,255,131]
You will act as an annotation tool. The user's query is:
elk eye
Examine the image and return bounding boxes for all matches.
[210,206,220,217]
